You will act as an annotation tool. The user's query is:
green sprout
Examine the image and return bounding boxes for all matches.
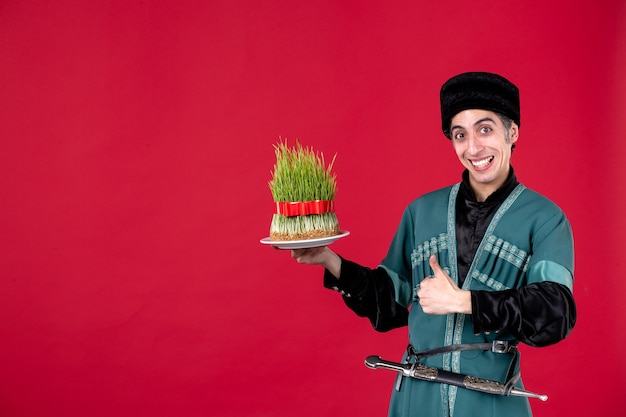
[268,139,339,240]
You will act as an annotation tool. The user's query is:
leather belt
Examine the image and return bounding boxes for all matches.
[407,340,518,360]
[402,340,521,395]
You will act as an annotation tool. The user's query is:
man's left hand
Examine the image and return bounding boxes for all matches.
[417,255,472,315]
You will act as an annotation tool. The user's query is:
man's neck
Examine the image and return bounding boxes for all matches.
[471,182,500,202]
[469,171,510,202]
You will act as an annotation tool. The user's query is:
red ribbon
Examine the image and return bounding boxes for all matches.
[274,200,335,217]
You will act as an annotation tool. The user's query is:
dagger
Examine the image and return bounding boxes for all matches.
[365,355,548,401]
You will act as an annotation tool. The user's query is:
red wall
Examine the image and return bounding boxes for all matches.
[1,1,625,416]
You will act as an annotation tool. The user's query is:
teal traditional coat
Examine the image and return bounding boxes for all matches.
[380,183,574,417]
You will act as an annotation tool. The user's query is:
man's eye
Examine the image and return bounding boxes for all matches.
[453,132,464,140]
[479,126,492,134]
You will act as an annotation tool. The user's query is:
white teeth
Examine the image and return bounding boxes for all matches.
[471,156,494,168]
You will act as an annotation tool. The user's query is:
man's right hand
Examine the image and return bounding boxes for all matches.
[291,247,327,264]
[288,246,342,278]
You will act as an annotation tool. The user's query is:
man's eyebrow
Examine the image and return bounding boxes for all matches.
[450,124,464,132]
[450,117,498,132]
[473,117,497,126]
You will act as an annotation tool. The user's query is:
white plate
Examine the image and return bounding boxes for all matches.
[260,230,350,249]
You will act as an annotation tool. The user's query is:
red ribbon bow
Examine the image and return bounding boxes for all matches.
[274,200,335,217]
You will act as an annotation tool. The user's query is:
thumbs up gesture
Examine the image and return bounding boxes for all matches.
[417,255,472,315]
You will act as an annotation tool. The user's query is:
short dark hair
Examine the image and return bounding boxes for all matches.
[495,112,517,151]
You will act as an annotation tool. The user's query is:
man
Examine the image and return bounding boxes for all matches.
[290,72,576,417]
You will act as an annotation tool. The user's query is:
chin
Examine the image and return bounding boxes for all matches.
[469,170,497,183]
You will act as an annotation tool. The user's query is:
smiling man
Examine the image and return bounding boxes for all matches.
[449,110,518,201]
[289,72,576,417]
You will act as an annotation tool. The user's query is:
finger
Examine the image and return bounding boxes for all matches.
[428,255,457,287]
[429,254,444,275]
[428,255,459,288]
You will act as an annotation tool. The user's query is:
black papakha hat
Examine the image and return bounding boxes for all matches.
[440,72,520,137]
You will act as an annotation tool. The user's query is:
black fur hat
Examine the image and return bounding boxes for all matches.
[440,72,520,137]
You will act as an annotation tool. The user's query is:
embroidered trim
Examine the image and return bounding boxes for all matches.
[447,184,460,284]
[484,235,531,272]
[472,270,511,291]
[461,184,526,290]
[444,183,526,415]
[442,184,460,417]
[411,234,449,267]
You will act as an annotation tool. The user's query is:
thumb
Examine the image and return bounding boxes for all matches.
[429,254,458,288]
[429,254,443,276]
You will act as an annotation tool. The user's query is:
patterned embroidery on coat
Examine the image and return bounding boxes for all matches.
[410,234,449,267]
[484,235,531,272]
[444,184,526,414]
[442,184,459,417]
[472,270,511,291]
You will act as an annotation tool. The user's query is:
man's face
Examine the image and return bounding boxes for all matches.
[449,109,519,201]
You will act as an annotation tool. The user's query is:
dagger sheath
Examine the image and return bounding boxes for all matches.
[364,355,547,401]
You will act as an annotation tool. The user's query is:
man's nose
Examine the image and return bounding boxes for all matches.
[467,133,482,153]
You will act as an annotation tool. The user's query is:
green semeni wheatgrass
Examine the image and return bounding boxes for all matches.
[268,139,340,240]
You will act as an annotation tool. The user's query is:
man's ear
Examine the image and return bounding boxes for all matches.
[509,123,519,144]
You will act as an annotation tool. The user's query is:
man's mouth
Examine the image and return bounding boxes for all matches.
[470,156,494,168]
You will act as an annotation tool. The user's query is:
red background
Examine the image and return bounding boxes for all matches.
[1,1,625,416]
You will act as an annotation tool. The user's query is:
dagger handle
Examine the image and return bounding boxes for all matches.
[365,356,413,376]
